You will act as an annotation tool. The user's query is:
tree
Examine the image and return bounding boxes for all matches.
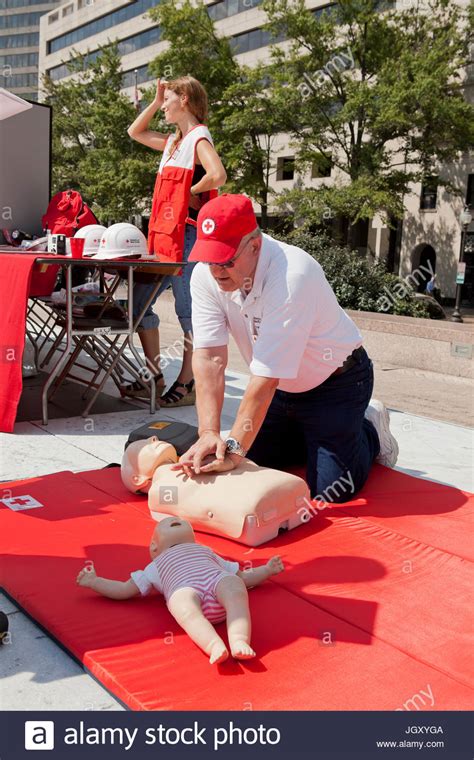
[42,46,157,221]
[146,0,289,227]
[263,0,474,244]
[217,63,293,227]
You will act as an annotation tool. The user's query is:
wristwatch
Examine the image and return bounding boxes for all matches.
[225,437,247,457]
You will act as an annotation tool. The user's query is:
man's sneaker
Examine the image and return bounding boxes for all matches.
[365,399,399,467]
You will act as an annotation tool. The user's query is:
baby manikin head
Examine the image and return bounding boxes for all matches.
[149,516,195,558]
[121,436,178,494]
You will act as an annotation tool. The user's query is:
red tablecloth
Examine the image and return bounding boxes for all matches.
[0,253,58,433]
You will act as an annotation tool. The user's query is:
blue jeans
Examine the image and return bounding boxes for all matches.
[133,224,197,333]
[247,349,380,500]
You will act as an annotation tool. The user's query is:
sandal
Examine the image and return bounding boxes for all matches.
[120,372,165,399]
[160,379,196,407]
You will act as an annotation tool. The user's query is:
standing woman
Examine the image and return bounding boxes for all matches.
[124,76,226,406]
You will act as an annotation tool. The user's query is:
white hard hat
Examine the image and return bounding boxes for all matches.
[74,224,106,254]
[98,223,148,257]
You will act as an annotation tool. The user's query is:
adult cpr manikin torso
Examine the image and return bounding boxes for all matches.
[121,438,310,546]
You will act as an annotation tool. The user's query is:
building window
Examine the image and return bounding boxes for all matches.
[0,12,45,29]
[311,153,332,178]
[117,26,161,57]
[0,0,58,7]
[466,174,474,210]
[62,4,73,17]
[208,0,262,21]
[0,71,38,87]
[49,12,59,23]
[0,32,39,48]
[230,26,284,54]
[277,157,294,181]
[420,176,438,210]
[121,63,152,89]
[48,0,159,54]
[47,27,161,82]
[0,52,39,67]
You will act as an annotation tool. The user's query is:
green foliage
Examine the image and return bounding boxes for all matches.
[263,0,474,236]
[216,63,290,225]
[280,230,430,317]
[42,46,157,221]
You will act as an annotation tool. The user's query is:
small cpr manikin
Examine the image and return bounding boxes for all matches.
[76,516,284,664]
[121,437,310,546]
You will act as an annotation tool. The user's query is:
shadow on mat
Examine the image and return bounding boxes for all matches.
[285,463,470,519]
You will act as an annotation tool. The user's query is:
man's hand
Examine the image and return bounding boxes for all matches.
[198,453,243,474]
[76,564,97,588]
[171,431,227,476]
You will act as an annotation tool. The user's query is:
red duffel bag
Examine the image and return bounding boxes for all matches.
[30,190,99,296]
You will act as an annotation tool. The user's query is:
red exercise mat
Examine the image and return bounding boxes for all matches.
[0,253,59,433]
[0,467,473,710]
[79,465,474,690]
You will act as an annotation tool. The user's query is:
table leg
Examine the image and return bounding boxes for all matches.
[41,264,73,425]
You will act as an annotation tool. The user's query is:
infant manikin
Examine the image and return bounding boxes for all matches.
[77,516,284,664]
[121,437,310,546]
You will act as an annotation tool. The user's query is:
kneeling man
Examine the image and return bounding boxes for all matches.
[177,194,398,502]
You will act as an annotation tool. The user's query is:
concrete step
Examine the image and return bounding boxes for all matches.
[348,310,473,379]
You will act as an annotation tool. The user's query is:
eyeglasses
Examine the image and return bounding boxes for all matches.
[207,241,249,269]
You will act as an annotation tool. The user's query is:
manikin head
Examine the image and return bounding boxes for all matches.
[149,516,195,559]
[121,437,178,494]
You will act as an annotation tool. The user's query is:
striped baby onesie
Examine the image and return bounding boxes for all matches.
[131,543,240,623]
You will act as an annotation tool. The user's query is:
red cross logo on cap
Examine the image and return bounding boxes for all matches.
[202,218,215,235]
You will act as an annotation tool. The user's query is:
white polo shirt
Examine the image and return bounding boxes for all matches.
[190,233,363,393]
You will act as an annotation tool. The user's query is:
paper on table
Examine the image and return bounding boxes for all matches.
[90,251,157,261]
[90,251,141,261]
[0,88,33,121]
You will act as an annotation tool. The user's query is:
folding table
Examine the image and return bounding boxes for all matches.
[26,256,183,424]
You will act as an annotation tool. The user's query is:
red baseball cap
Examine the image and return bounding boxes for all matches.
[188,194,258,264]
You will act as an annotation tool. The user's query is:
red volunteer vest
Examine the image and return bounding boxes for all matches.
[148,124,217,262]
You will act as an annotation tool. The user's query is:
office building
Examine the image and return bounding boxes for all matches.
[38,0,473,299]
[1,0,61,101]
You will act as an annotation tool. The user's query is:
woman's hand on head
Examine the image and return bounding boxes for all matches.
[170,432,227,477]
[154,78,166,108]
